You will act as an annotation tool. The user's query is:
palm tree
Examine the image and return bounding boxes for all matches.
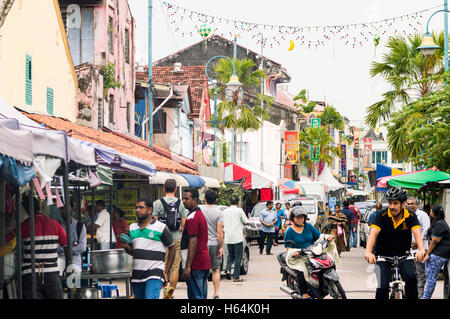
[298,126,343,180]
[212,57,273,162]
[365,32,445,129]
[318,105,345,132]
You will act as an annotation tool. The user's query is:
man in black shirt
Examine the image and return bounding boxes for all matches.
[365,187,425,299]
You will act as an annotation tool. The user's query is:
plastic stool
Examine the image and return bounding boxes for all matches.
[98,284,119,298]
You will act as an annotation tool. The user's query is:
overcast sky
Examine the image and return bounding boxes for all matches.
[128,0,446,127]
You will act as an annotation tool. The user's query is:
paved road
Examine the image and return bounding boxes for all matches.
[107,241,444,299]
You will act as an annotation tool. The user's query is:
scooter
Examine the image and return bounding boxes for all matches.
[277,236,346,299]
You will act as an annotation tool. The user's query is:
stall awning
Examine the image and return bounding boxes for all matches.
[317,165,345,191]
[0,123,33,166]
[385,169,450,190]
[75,138,156,177]
[0,98,97,166]
[201,176,221,188]
[377,169,428,188]
[224,162,277,190]
[148,171,190,187]
[347,188,370,196]
[179,173,205,187]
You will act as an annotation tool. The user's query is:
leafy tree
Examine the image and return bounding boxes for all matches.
[385,72,450,172]
[102,62,121,99]
[293,89,316,114]
[318,104,345,131]
[215,183,245,207]
[365,32,445,129]
[212,58,273,162]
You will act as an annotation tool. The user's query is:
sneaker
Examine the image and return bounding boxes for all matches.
[213,295,220,299]
[233,278,244,282]
[225,271,231,280]
[266,252,273,255]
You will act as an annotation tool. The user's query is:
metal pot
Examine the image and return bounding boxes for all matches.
[90,248,132,274]
[70,287,99,299]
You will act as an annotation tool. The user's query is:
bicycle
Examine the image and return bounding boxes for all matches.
[377,254,415,299]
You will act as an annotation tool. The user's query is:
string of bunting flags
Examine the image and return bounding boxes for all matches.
[162,1,443,50]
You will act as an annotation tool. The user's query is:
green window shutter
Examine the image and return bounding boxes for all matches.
[25,55,32,105]
[46,87,54,115]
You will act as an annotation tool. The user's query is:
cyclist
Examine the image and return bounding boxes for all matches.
[364,187,425,299]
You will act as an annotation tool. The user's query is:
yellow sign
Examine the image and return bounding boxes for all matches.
[118,189,138,225]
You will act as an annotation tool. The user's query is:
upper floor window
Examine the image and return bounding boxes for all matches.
[124,28,130,64]
[108,16,114,54]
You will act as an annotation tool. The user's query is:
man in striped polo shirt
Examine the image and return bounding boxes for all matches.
[21,196,69,299]
[120,197,175,299]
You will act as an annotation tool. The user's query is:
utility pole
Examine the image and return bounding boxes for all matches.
[231,35,237,163]
[148,0,153,147]
[445,0,449,71]
[260,33,264,172]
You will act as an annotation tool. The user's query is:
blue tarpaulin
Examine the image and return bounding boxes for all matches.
[0,155,35,187]
[178,174,205,188]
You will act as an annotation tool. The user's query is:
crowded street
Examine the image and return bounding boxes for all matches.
[99,238,445,299]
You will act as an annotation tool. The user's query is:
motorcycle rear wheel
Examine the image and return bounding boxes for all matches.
[327,280,347,299]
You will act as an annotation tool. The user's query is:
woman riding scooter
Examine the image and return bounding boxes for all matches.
[284,206,334,299]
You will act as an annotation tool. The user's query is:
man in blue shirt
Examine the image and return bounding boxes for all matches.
[258,201,277,255]
[274,203,286,246]
[341,201,354,251]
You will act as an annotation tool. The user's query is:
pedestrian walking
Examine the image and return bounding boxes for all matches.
[112,206,129,249]
[57,198,87,271]
[222,195,248,282]
[153,179,187,298]
[406,196,430,298]
[422,204,450,299]
[273,203,286,246]
[258,201,277,255]
[349,200,361,248]
[200,189,224,298]
[21,195,69,299]
[321,204,348,256]
[181,188,210,299]
[120,198,175,299]
[341,201,354,251]
[92,200,115,250]
[368,202,383,225]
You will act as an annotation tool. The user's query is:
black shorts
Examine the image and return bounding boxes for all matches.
[22,272,63,299]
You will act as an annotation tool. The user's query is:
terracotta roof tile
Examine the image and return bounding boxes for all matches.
[136,66,208,118]
[23,112,198,175]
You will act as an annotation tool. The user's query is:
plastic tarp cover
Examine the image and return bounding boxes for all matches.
[0,155,35,186]
[178,173,205,187]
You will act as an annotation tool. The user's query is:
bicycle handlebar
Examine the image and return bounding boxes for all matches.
[377,254,414,263]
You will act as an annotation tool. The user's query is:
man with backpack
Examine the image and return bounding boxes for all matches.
[153,179,188,298]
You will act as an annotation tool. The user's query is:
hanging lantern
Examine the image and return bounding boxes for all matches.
[198,23,211,52]
[373,31,381,56]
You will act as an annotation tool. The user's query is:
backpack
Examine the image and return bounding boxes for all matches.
[159,198,181,232]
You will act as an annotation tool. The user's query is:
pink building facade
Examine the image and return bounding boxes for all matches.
[59,0,135,134]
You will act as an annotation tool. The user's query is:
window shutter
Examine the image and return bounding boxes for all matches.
[25,55,32,105]
[47,87,54,115]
